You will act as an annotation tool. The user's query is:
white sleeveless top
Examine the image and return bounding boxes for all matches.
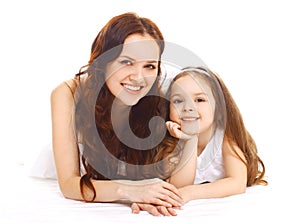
[194,128,225,184]
[28,143,86,179]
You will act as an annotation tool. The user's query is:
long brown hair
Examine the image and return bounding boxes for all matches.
[74,12,179,201]
[168,66,267,186]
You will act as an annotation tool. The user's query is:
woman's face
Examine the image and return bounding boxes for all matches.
[169,74,215,135]
[105,34,160,106]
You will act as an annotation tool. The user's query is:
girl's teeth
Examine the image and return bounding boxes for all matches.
[182,118,197,121]
[124,84,141,91]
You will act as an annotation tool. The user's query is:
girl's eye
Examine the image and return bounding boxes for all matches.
[172,99,183,104]
[196,98,205,103]
[120,60,132,65]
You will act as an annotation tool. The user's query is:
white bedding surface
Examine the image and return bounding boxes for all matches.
[0,163,296,223]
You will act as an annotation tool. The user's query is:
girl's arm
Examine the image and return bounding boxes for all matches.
[131,126,198,216]
[179,139,247,203]
[51,81,183,206]
[166,121,197,188]
[167,137,197,188]
[131,139,248,215]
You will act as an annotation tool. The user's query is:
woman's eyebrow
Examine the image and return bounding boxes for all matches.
[119,55,158,63]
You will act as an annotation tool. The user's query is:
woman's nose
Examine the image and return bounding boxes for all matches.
[129,65,143,81]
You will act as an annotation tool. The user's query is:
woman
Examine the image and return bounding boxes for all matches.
[51,12,195,210]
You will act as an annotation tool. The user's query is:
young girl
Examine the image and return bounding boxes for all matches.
[51,12,195,211]
[132,66,267,215]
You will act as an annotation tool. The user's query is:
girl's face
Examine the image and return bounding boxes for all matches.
[105,34,160,106]
[169,75,215,135]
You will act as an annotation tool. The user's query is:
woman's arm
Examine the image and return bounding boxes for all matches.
[179,139,247,203]
[51,81,183,206]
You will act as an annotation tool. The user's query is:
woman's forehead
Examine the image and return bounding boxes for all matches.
[121,34,160,61]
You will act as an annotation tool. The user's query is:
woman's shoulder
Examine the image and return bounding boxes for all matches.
[51,79,78,100]
[51,78,79,97]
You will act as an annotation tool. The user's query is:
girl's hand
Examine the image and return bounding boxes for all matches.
[131,202,179,216]
[166,121,193,140]
[178,185,194,204]
[116,178,183,208]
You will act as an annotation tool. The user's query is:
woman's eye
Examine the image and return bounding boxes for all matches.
[120,60,132,65]
[145,64,156,69]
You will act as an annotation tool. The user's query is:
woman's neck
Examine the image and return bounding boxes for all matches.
[111,98,132,131]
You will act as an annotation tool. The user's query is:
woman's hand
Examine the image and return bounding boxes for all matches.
[116,178,183,208]
[131,202,179,216]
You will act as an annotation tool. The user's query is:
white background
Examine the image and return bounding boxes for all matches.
[0,0,299,196]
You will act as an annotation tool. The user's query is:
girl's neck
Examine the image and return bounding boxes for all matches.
[197,128,214,156]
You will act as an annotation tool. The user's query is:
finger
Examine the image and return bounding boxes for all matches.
[152,192,183,208]
[166,121,193,140]
[172,205,183,210]
[161,181,183,200]
[158,193,183,208]
[138,203,161,216]
[131,202,140,214]
[166,121,181,137]
[150,197,172,208]
[157,206,171,216]
[167,207,178,216]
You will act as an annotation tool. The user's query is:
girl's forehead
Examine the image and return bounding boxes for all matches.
[171,75,209,94]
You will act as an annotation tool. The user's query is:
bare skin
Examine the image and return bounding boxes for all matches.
[51,34,199,210]
[131,73,247,216]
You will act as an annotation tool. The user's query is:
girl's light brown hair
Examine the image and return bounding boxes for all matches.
[169,66,267,186]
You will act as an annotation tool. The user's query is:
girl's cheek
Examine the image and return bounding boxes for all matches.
[169,106,180,122]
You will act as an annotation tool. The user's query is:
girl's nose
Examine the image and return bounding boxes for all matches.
[183,101,194,112]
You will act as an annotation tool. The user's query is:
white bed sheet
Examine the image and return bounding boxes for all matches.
[0,163,297,223]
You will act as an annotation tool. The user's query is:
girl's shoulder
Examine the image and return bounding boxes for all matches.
[222,137,246,162]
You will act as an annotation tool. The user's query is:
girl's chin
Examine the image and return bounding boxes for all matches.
[181,122,200,135]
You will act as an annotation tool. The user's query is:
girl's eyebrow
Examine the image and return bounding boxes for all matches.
[194,92,207,96]
[170,93,182,98]
[119,55,158,64]
[171,92,207,97]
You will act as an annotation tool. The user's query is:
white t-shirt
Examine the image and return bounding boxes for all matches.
[194,128,225,184]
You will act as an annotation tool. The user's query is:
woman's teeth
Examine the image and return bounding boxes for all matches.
[123,84,142,91]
